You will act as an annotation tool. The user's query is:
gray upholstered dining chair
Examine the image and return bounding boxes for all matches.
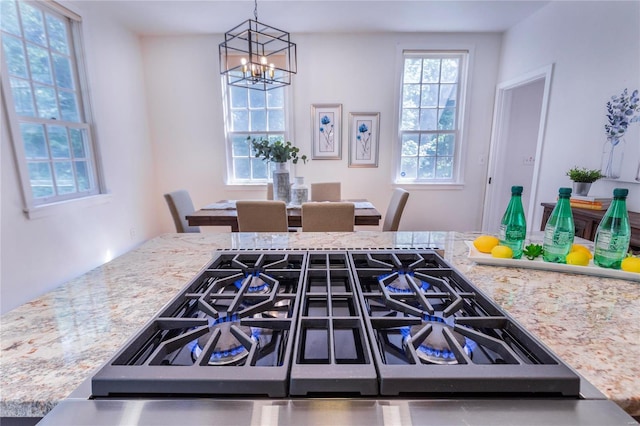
[236,200,289,232]
[266,182,274,200]
[164,190,200,233]
[302,202,354,232]
[382,188,410,231]
[310,182,341,201]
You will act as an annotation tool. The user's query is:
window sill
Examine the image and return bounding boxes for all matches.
[394,182,465,190]
[24,193,113,220]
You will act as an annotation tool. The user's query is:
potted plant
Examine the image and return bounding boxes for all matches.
[250,137,308,203]
[566,166,605,196]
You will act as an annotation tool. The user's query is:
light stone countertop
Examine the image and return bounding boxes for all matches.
[1,231,639,418]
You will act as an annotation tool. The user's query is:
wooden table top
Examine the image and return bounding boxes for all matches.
[186,200,382,231]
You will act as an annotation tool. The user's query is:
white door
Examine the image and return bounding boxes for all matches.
[482,65,554,236]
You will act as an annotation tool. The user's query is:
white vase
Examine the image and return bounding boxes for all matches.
[290,176,309,206]
[272,162,290,204]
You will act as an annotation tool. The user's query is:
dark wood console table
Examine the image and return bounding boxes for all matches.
[541,202,640,249]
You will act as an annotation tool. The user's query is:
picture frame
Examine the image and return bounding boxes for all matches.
[348,112,380,167]
[311,104,342,159]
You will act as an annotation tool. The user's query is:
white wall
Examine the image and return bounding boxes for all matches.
[145,32,502,233]
[498,1,640,231]
[0,3,159,314]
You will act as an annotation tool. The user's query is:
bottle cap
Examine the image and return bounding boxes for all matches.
[558,187,572,196]
[613,188,628,198]
[511,186,523,195]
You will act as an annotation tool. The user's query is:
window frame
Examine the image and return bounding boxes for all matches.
[221,77,294,186]
[393,49,470,186]
[1,0,105,215]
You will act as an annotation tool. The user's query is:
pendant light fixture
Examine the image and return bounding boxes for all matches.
[219,0,297,91]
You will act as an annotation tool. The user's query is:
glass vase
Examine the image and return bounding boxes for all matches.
[272,162,291,204]
[600,136,625,179]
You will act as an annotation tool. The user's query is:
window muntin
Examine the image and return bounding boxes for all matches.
[1,0,99,206]
[224,83,289,183]
[397,51,467,183]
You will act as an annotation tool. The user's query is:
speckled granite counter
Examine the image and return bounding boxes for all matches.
[1,231,639,419]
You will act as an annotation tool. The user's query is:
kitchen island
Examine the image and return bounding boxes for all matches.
[1,231,639,421]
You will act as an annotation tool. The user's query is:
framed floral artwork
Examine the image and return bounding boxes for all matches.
[348,112,380,167]
[311,104,342,159]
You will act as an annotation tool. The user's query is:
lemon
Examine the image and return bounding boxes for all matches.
[473,235,500,253]
[570,243,593,259]
[491,245,513,259]
[565,251,590,266]
[621,256,640,273]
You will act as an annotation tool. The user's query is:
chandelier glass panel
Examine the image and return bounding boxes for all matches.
[219,0,297,91]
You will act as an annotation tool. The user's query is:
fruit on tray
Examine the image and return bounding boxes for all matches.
[473,235,499,253]
[491,245,513,259]
[621,256,640,273]
[565,251,590,266]
[571,243,593,259]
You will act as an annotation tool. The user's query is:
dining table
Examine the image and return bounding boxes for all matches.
[186,200,382,231]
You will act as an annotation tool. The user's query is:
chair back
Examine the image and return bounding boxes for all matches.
[164,190,200,233]
[302,202,354,232]
[310,182,341,201]
[266,183,273,200]
[383,188,410,231]
[236,200,288,232]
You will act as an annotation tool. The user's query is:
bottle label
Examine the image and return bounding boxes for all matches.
[543,226,573,246]
[595,230,629,251]
[505,229,525,240]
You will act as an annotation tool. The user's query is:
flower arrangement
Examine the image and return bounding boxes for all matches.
[566,166,605,183]
[250,137,308,164]
[605,88,640,140]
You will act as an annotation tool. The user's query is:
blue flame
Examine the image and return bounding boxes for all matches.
[379,272,430,293]
[234,271,270,293]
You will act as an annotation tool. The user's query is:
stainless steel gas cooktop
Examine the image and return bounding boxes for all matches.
[39,250,638,426]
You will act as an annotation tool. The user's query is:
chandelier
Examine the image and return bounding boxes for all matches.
[219,0,297,91]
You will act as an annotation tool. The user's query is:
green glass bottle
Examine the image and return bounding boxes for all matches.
[542,187,575,263]
[594,188,630,269]
[498,185,527,259]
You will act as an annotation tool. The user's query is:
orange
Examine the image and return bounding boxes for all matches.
[473,235,500,253]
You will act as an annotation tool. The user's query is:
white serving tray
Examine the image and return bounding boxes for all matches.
[465,241,640,283]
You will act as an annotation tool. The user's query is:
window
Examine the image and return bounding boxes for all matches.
[1,0,100,208]
[396,51,468,184]
[223,83,289,184]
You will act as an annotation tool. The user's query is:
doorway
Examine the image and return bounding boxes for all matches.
[482,65,554,235]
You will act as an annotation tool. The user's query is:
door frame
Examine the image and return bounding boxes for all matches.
[481,64,554,234]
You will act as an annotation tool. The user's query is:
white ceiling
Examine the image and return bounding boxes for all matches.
[74,0,551,35]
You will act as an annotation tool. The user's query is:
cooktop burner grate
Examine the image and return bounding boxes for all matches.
[91,249,580,398]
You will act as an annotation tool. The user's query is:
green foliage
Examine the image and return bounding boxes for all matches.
[250,137,308,164]
[566,167,604,183]
[523,243,543,260]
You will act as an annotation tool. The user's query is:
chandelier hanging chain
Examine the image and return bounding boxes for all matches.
[254,0,258,21]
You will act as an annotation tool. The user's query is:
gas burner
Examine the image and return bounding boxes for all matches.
[402,315,471,365]
[192,315,259,366]
[380,272,430,293]
[235,272,271,294]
